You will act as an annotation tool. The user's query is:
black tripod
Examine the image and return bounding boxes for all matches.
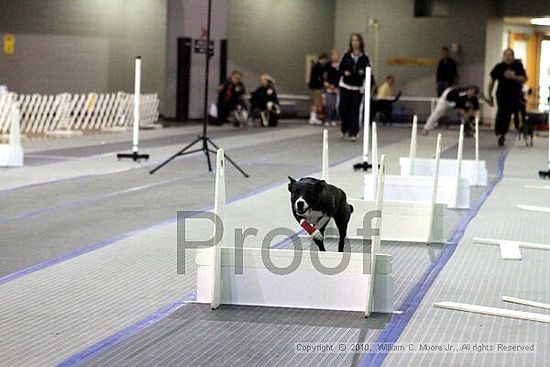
[150,0,249,177]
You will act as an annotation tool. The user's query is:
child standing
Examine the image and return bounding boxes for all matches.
[324,49,341,127]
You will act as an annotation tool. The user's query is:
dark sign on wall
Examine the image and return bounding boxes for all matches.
[193,39,214,56]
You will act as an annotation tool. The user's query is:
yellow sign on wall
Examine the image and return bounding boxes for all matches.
[3,34,15,55]
[386,57,438,67]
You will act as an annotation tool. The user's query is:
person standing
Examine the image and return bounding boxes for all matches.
[308,53,328,125]
[436,47,458,97]
[323,49,341,127]
[487,48,527,146]
[338,33,370,141]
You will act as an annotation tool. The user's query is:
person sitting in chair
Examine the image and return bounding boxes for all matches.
[250,74,281,127]
[215,70,246,126]
[372,74,401,126]
[421,85,480,136]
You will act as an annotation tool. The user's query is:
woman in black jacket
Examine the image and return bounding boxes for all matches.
[250,74,280,127]
[338,33,371,141]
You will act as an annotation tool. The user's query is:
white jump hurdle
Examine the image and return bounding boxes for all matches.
[195,149,394,316]
[400,118,488,186]
[365,123,470,209]
[322,129,446,243]
[0,98,23,167]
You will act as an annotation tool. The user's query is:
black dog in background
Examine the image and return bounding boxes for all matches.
[288,177,353,252]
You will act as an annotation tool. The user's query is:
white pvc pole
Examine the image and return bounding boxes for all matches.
[408,115,418,175]
[322,129,329,182]
[366,153,385,318]
[474,117,480,186]
[363,67,371,164]
[211,148,226,310]
[427,134,442,244]
[372,122,378,193]
[9,101,21,146]
[133,57,141,153]
[454,124,464,208]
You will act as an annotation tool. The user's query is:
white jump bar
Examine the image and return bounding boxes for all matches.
[434,301,550,324]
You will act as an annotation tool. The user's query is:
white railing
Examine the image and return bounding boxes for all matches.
[0,91,160,136]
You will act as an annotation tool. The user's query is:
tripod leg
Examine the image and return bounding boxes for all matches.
[149,137,201,174]
[208,147,249,178]
[206,138,249,177]
[205,147,212,172]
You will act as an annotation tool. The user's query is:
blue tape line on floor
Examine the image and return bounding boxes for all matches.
[359,147,510,367]
[56,291,197,367]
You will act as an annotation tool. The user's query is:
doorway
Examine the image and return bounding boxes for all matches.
[539,39,550,111]
[177,37,192,122]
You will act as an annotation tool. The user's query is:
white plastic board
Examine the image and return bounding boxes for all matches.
[399,157,487,186]
[364,175,470,209]
[325,198,446,243]
[196,247,394,313]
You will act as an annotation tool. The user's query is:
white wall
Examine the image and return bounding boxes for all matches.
[0,0,167,110]
[335,0,492,99]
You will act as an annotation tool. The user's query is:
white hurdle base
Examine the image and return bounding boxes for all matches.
[326,198,446,243]
[195,247,394,313]
[364,175,470,209]
[400,157,487,186]
[0,144,23,167]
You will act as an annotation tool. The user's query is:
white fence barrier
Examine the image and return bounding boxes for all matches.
[0,91,159,136]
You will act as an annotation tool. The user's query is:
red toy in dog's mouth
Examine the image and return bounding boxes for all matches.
[300,219,323,241]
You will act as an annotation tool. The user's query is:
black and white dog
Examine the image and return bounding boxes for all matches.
[288,177,353,252]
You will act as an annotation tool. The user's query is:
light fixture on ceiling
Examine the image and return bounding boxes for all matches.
[531,17,550,26]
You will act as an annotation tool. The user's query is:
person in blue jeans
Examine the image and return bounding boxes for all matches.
[323,49,341,127]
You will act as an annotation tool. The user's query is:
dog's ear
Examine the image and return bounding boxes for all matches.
[315,180,326,193]
[288,176,296,192]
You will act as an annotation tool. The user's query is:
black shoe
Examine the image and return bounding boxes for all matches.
[498,136,505,146]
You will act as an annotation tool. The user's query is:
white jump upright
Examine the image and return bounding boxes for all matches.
[427,134,442,244]
[195,147,394,315]
[211,149,226,309]
[400,120,487,186]
[407,115,418,175]
[372,122,379,189]
[452,123,465,208]
[366,154,386,317]
[322,129,329,182]
[362,66,371,167]
[117,57,150,161]
[474,117,480,186]
[0,99,24,167]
